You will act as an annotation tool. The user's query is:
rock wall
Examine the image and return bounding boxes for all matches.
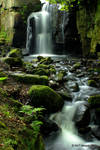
[0,0,41,47]
[76,0,100,57]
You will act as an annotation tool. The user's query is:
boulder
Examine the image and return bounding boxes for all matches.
[28,85,64,113]
[55,70,66,82]
[3,57,23,67]
[88,80,97,87]
[57,90,72,101]
[7,48,22,58]
[88,95,100,107]
[41,118,59,136]
[39,57,53,65]
[73,102,90,128]
[10,73,49,85]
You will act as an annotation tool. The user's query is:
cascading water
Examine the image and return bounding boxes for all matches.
[44,60,100,150]
[26,1,53,55]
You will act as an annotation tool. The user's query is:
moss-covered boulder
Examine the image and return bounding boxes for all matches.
[88,95,100,107]
[39,57,53,65]
[4,57,23,67]
[88,80,97,87]
[55,71,66,82]
[10,73,48,85]
[7,48,22,58]
[28,85,64,113]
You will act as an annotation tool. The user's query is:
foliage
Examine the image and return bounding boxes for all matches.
[20,105,44,137]
[47,0,80,11]
[0,77,7,81]
[20,4,41,24]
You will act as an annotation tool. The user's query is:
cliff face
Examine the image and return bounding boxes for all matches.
[77,0,100,57]
[0,0,41,47]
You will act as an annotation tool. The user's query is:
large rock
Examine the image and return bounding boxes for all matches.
[4,57,23,67]
[73,101,90,128]
[7,48,22,58]
[88,95,100,107]
[10,73,49,85]
[28,85,64,113]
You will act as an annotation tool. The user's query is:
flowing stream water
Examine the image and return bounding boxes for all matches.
[44,59,100,150]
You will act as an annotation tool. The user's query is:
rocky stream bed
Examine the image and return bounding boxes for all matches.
[0,48,100,150]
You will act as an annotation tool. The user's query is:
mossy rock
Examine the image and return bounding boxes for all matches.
[0,121,6,128]
[56,71,66,82]
[28,85,64,113]
[73,62,81,70]
[33,68,49,76]
[39,57,53,65]
[10,73,48,85]
[0,71,7,77]
[88,95,100,107]
[7,48,22,58]
[4,57,23,67]
[88,80,97,87]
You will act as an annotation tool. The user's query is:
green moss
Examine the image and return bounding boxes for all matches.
[88,95,100,107]
[7,48,22,58]
[0,121,6,128]
[73,62,81,69]
[11,73,48,85]
[0,89,45,150]
[39,57,53,65]
[0,88,8,97]
[28,85,64,113]
[34,68,49,76]
[0,72,7,77]
[4,57,23,67]
[38,64,50,69]
[88,80,97,87]
[56,71,66,81]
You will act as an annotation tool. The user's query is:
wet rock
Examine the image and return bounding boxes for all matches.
[95,108,100,124]
[41,118,59,136]
[28,85,64,114]
[70,62,81,72]
[88,95,100,107]
[55,70,67,82]
[7,48,22,58]
[88,80,97,87]
[67,81,80,92]
[49,80,59,89]
[3,57,23,67]
[39,57,53,65]
[57,90,72,101]
[74,102,90,128]
[10,73,49,85]
[78,127,91,134]
[91,125,100,140]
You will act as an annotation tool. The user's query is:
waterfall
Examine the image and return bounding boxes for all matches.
[26,1,53,55]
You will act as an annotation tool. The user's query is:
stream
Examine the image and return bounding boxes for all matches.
[42,57,100,150]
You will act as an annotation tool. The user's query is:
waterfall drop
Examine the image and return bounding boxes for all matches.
[26,1,53,55]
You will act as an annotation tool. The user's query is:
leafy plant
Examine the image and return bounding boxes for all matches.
[20,105,45,137]
[0,77,8,84]
[47,0,81,11]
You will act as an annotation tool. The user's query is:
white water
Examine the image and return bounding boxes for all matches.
[45,63,100,150]
[26,1,52,54]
